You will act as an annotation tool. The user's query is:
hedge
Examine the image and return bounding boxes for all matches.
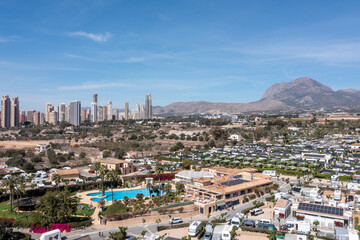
[13,217,92,229]
[242,202,265,215]
[152,201,194,211]
[157,222,190,231]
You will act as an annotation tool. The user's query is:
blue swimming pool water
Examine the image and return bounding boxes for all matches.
[86,188,163,202]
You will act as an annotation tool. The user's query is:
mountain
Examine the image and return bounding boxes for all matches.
[154,77,360,115]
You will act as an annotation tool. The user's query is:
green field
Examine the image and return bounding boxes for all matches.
[75,203,95,217]
[0,200,31,220]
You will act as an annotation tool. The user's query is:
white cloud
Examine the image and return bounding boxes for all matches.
[58,82,133,90]
[68,31,112,42]
[0,36,18,43]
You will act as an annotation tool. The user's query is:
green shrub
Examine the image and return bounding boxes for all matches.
[157,222,190,231]
[104,201,128,216]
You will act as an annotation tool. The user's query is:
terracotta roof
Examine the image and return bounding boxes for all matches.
[209,167,245,175]
[96,158,129,164]
[203,178,272,194]
[55,169,80,176]
[274,199,290,209]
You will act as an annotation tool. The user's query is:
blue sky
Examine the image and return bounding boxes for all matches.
[1,0,360,111]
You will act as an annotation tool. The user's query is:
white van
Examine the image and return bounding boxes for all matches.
[40,229,61,240]
[188,221,202,237]
[230,216,241,228]
[221,225,232,240]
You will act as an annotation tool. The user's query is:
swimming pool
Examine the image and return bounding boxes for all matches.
[86,188,163,202]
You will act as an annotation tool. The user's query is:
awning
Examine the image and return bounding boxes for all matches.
[216,202,226,207]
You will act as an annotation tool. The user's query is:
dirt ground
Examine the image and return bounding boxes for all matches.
[0,140,51,149]
[157,227,268,240]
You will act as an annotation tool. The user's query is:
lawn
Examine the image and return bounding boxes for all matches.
[0,200,33,220]
[75,203,95,217]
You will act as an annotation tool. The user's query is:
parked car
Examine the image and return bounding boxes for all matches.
[255,219,271,225]
[348,204,355,210]
[230,216,241,228]
[250,208,264,216]
[203,223,213,240]
[242,220,256,228]
[169,217,183,224]
[88,170,95,173]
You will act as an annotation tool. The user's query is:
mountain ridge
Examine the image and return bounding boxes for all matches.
[154,77,360,115]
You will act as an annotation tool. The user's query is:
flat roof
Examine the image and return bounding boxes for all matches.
[96,158,130,164]
[203,178,272,194]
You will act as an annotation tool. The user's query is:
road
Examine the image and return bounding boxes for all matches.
[25,181,291,240]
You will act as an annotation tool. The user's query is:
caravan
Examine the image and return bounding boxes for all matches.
[221,225,233,240]
[188,221,202,237]
[282,220,311,234]
[40,229,61,240]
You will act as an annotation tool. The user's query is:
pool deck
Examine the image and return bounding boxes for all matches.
[75,185,147,227]
[75,185,145,207]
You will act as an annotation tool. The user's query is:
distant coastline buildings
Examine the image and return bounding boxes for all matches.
[0,93,154,128]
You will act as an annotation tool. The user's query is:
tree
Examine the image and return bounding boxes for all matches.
[52,174,61,186]
[141,230,147,240]
[107,169,120,202]
[136,193,144,201]
[14,176,26,219]
[155,166,164,192]
[97,164,108,195]
[313,220,319,231]
[155,218,161,228]
[175,182,185,195]
[35,190,79,224]
[79,152,86,159]
[109,226,128,240]
[103,151,111,158]
[1,176,17,213]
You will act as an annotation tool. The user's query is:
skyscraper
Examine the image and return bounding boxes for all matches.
[65,105,70,122]
[113,108,119,120]
[107,101,113,120]
[46,103,53,122]
[125,102,129,120]
[10,97,19,127]
[81,109,87,123]
[145,93,153,119]
[141,104,146,119]
[98,106,104,121]
[49,111,58,125]
[20,110,26,124]
[40,112,45,125]
[34,111,41,125]
[69,101,81,126]
[59,103,66,122]
[91,93,98,122]
[27,110,35,123]
[1,95,11,128]
[103,106,108,121]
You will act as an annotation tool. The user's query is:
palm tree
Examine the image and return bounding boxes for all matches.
[155,165,164,192]
[1,175,17,213]
[99,164,108,196]
[146,182,153,194]
[14,176,26,217]
[93,162,102,176]
[107,169,119,202]
[52,173,61,186]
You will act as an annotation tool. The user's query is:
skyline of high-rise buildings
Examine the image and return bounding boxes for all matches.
[0,93,154,128]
